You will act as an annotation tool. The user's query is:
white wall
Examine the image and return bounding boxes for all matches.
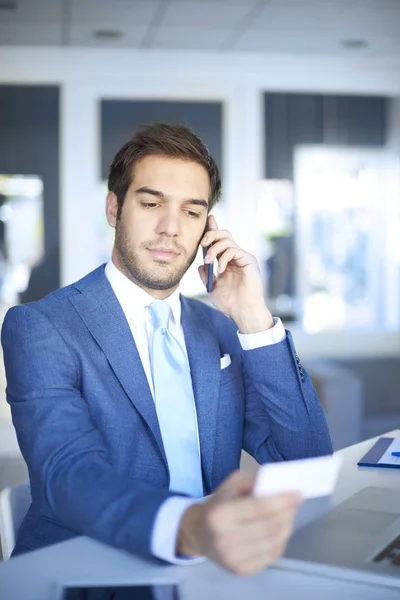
[1,46,400,358]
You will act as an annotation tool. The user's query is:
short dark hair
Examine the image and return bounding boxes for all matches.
[108,122,222,218]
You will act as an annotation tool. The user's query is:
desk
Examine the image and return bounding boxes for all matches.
[1,431,400,600]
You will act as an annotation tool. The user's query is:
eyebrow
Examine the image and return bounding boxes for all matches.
[135,186,209,209]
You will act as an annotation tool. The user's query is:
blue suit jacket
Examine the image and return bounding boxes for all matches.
[1,265,332,559]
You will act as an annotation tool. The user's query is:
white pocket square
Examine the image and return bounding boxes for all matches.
[220,354,232,370]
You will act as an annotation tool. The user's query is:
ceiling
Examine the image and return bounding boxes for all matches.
[0,0,400,57]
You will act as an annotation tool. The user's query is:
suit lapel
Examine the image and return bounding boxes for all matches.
[69,266,166,462]
[181,296,221,490]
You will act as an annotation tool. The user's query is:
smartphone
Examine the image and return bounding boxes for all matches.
[57,583,180,600]
[202,221,214,293]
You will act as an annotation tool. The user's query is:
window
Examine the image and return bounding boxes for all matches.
[262,92,399,331]
[294,146,400,332]
[0,175,44,305]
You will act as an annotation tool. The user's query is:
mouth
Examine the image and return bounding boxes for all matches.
[147,247,180,262]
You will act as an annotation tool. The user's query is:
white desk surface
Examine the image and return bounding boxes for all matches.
[1,431,400,600]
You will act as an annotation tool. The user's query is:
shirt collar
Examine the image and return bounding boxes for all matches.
[105,259,182,326]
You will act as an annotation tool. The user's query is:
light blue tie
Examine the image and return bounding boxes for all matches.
[148,301,203,498]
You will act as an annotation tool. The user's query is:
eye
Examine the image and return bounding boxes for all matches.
[141,202,159,209]
[186,210,201,218]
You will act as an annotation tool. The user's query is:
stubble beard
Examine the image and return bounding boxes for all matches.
[114,220,199,291]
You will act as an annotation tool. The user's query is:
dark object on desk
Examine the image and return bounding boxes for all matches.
[358,437,400,469]
[60,584,180,600]
[374,533,400,567]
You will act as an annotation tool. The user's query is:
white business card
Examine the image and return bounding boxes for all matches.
[253,454,342,499]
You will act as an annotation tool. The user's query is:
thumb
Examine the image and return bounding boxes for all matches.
[198,264,218,293]
[198,264,207,286]
[216,470,255,501]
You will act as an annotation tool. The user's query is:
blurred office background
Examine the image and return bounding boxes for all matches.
[0,0,400,493]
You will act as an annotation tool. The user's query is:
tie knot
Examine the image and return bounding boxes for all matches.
[149,301,171,331]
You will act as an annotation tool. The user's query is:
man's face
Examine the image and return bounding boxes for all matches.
[106,154,210,298]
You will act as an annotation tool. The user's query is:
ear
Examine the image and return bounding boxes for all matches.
[106,191,118,228]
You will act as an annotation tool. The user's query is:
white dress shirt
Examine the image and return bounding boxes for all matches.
[105,260,286,564]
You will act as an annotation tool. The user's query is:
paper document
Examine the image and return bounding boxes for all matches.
[253,454,342,499]
[378,438,400,466]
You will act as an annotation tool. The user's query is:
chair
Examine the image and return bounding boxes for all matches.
[304,359,363,450]
[0,482,31,560]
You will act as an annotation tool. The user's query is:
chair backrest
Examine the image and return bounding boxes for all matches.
[0,482,31,560]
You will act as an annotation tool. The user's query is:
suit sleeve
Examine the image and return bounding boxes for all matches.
[1,304,174,559]
[241,331,333,462]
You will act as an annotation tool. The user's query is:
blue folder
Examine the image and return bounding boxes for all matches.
[358,437,400,469]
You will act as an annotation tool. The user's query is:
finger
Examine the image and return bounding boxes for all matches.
[217,470,256,499]
[224,538,287,575]
[212,519,295,576]
[216,248,239,273]
[201,228,234,247]
[200,215,218,246]
[204,472,257,532]
[228,492,302,523]
[198,264,207,286]
[208,214,218,231]
[211,513,295,550]
[198,265,218,290]
[208,493,300,537]
[228,536,289,576]
[216,247,256,273]
[203,238,239,263]
[229,508,298,542]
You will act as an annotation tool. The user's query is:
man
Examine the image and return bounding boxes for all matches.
[2,123,332,576]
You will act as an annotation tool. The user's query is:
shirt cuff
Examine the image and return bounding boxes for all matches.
[237,317,286,350]
[151,496,206,565]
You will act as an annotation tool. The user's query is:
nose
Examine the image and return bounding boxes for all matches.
[155,210,181,237]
